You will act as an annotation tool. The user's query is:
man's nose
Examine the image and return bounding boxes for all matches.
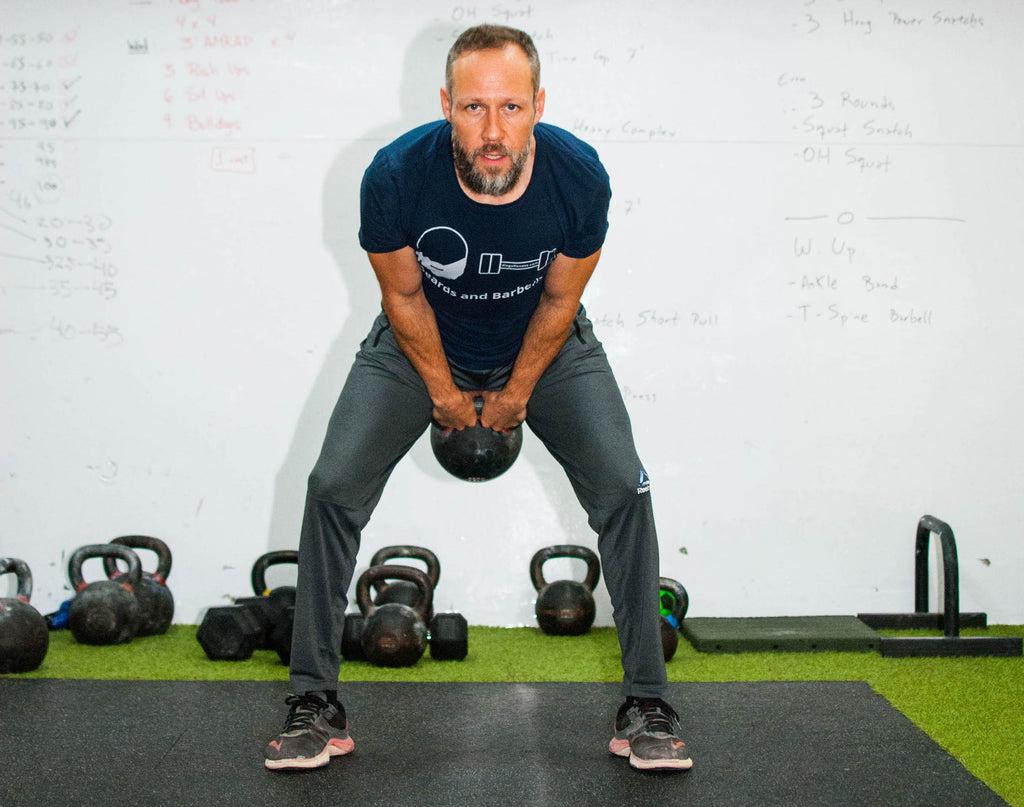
[482,108,503,141]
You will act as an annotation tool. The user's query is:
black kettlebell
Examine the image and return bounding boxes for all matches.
[369,545,440,621]
[0,558,50,673]
[659,576,689,661]
[430,396,523,482]
[102,535,174,636]
[250,550,298,606]
[530,545,601,636]
[356,564,432,667]
[68,544,142,645]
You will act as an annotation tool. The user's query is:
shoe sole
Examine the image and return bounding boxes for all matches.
[265,736,355,771]
[609,738,693,771]
[628,752,693,771]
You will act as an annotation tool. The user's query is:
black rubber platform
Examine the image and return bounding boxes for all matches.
[0,679,1006,806]
[680,615,883,653]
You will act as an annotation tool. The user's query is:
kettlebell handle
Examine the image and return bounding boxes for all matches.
[356,564,434,620]
[251,550,299,596]
[0,557,33,601]
[659,577,689,628]
[102,535,173,583]
[368,545,441,589]
[529,545,601,592]
[68,544,142,592]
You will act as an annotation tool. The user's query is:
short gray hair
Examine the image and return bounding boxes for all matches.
[445,24,541,99]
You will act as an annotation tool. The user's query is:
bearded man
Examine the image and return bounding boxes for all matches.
[265,23,692,774]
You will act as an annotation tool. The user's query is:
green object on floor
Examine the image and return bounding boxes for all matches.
[679,615,883,653]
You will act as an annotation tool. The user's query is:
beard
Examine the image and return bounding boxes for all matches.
[451,130,532,197]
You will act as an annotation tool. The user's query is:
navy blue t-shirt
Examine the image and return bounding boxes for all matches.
[359,120,611,371]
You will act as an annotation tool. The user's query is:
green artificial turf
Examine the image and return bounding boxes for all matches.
[6,624,1024,806]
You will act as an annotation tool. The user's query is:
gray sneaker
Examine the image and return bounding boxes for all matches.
[265,693,354,770]
[609,697,693,771]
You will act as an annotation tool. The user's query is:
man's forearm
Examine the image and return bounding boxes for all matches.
[482,249,601,430]
[382,291,461,409]
[502,292,579,405]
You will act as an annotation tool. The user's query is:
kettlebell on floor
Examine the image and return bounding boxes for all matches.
[0,557,50,673]
[67,543,143,646]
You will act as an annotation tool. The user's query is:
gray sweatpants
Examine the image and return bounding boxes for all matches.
[289,307,668,699]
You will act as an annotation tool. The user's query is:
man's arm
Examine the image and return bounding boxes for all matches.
[481,248,602,431]
[366,247,478,429]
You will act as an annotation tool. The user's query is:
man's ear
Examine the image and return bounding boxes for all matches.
[533,87,546,124]
[440,87,452,122]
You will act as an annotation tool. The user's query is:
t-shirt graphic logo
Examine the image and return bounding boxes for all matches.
[415,226,468,280]
[478,249,558,275]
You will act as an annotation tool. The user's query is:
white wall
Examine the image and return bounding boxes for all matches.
[2,0,1022,626]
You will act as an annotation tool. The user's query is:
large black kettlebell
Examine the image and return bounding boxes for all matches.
[102,535,174,636]
[0,558,50,673]
[659,576,689,661]
[356,564,433,668]
[68,544,142,645]
[530,545,601,636]
[430,396,523,482]
[369,545,440,621]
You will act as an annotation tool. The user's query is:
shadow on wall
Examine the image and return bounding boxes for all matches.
[266,23,455,564]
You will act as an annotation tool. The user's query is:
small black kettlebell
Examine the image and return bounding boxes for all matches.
[530,545,601,636]
[430,396,523,482]
[0,558,50,673]
[102,535,174,636]
[68,544,142,645]
[250,550,298,607]
[369,545,440,621]
[659,576,689,661]
[356,564,433,668]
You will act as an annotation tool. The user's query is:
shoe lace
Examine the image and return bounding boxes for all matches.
[282,694,329,732]
[636,699,679,735]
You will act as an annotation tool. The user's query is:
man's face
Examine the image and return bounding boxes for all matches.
[441,44,545,198]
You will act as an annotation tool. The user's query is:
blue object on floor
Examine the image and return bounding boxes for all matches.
[44,598,72,630]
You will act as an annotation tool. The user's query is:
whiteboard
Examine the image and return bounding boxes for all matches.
[2,0,1023,628]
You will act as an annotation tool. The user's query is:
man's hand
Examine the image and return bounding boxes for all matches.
[478,390,527,433]
[432,390,480,432]
[433,390,525,433]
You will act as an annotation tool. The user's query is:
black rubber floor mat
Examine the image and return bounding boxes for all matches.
[0,679,1006,806]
